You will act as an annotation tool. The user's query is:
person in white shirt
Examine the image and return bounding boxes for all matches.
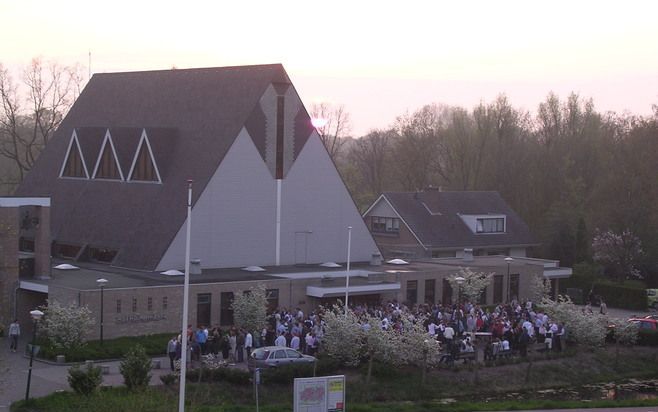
[443,323,455,341]
[274,332,287,347]
[245,331,253,357]
[428,321,437,337]
[501,338,510,351]
[290,333,300,350]
[8,319,20,352]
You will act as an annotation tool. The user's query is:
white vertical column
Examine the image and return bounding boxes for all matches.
[275,179,282,266]
[178,180,193,412]
[344,226,352,315]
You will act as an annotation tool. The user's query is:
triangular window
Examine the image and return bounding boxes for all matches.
[93,132,123,180]
[128,132,160,182]
[60,132,89,178]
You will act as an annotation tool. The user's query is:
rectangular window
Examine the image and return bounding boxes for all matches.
[371,216,400,233]
[147,297,153,312]
[162,296,168,310]
[266,289,279,313]
[406,280,418,305]
[55,243,82,259]
[19,237,35,253]
[88,247,118,264]
[220,292,234,326]
[493,275,504,303]
[132,297,137,313]
[424,279,435,304]
[116,299,122,314]
[510,274,520,301]
[476,217,505,233]
[197,293,211,327]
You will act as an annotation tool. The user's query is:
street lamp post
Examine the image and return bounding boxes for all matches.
[344,226,352,316]
[96,278,108,346]
[504,257,514,303]
[25,309,44,402]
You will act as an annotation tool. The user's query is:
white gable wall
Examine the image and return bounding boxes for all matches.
[157,127,380,271]
[157,128,277,270]
[367,198,399,218]
[280,131,380,265]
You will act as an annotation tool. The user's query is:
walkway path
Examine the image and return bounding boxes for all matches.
[0,336,175,411]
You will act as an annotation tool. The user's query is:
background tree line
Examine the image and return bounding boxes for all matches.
[325,96,658,286]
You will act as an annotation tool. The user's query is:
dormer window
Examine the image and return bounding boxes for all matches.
[128,130,161,183]
[92,131,123,180]
[476,217,505,233]
[60,131,89,178]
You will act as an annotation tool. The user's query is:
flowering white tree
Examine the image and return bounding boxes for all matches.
[41,300,94,350]
[231,284,268,334]
[541,295,608,347]
[529,275,552,302]
[447,267,493,303]
[592,229,644,281]
[361,314,402,383]
[396,314,441,384]
[321,306,364,366]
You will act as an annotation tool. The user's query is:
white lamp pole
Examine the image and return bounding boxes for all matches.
[344,226,352,316]
[178,181,193,412]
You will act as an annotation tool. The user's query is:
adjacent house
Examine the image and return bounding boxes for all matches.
[363,189,539,259]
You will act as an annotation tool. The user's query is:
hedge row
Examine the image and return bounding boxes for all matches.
[560,263,647,310]
[593,282,647,311]
[37,333,171,362]
[185,356,342,385]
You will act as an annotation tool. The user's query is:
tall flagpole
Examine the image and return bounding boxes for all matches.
[178,180,193,412]
[344,226,352,315]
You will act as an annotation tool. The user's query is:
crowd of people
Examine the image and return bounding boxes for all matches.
[166,299,567,371]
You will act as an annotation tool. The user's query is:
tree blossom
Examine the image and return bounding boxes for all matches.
[447,267,493,303]
[40,299,94,350]
[230,284,268,334]
[592,229,644,281]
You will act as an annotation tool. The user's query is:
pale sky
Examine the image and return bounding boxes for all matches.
[2,0,657,135]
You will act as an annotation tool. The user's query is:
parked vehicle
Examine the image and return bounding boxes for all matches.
[248,346,316,371]
[628,317,658,331]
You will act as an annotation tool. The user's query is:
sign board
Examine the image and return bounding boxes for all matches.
[294,375,345,412]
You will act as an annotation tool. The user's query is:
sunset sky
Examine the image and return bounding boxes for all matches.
[2,0,657,135]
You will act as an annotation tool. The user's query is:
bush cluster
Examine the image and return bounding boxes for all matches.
[119,345,152,391]
[186,367,251,385]
[67,364,102,395]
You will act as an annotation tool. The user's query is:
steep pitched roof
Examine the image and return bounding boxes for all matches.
[16,64,293,270]
[381,191,538,249]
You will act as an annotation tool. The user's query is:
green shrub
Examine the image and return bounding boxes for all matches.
[159,373,177,386]
[119,345,152,391]
[67,364,102,395]
[186,367,251,385]
[260,363,317,384]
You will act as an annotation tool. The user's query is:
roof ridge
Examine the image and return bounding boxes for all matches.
[91,63,285,77]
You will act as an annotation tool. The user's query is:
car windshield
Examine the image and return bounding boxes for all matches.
[252,349,270,360]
